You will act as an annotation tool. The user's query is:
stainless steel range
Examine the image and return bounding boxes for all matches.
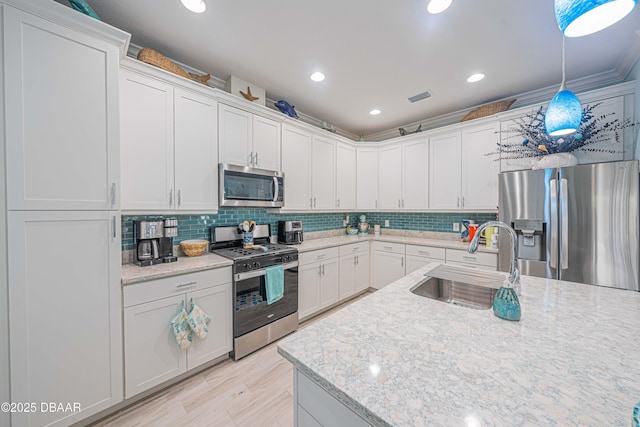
[210,224,298,360]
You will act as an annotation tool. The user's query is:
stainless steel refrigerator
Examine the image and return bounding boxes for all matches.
[498,160,639,291]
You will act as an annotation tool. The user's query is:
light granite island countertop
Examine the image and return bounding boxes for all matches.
[278,263,640,426]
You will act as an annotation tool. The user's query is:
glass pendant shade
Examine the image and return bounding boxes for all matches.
[180,0,206,13]
[555,0,638,37]
[545,88,582,136]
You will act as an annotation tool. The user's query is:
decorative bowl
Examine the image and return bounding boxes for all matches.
[179,239,209,257]
[346,228,358,235]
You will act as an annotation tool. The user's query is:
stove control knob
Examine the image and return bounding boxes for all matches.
[243,263,251,271]
[253,261,261,269]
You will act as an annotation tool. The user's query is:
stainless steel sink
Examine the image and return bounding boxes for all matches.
[410,265,504,310]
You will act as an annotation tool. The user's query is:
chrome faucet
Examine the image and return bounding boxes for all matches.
[468,221,520,294]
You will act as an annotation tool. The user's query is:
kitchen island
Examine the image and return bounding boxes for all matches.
[278,263,640,426]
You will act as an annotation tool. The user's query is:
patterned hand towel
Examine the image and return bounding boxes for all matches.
[170,303,192,351]
[187,301,211,340]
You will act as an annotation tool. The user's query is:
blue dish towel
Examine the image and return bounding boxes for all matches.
[265,265,284,305]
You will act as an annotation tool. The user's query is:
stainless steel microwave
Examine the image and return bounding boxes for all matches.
[219,163,284,207]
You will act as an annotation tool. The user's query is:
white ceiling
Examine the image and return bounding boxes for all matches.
[60,0,640,138]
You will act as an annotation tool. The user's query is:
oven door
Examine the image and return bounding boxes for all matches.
[219,163,284,207]
[233,261,298,337]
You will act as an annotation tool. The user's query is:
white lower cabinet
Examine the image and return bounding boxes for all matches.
[405,244,446,274]
[298,248,339,321]
[372,242,405,289]
[8,211,122,427]
[123,268,232,398]
[446,248,497,271]
[338,243,370,299]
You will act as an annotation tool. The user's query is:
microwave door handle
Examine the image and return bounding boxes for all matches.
[273,177,279,202]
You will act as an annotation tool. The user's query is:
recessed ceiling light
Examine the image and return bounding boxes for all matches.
[181,0,206,13]
[369,109,382,116]
[427,0,453,14]
[467,73,485,83]
[310,72,325,82]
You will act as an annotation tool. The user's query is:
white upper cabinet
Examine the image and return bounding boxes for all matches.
[357,148,379,209]
[378,145,403,209]
[430,123,498,211]
[281,124,312,210]
[252,115,281,171]
[311,135,336,210]
[120,69,218,212]
[402,139,429,209]
[120,70,175,211]
[429,132,462,210]
[461,122,500,210]
[336,143,356,210]
[4,7,120,211]
[218,103,281,171]
[174,89,218,211]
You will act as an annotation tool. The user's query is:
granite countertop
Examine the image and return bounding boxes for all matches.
[295,234,498,254]
[278,263,640,426]
[121,253,232,285]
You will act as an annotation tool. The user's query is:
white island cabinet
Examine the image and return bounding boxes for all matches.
[123,268,232,398]
[2,2,130,426]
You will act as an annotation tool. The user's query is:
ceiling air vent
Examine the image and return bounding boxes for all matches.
[408,90,432,103]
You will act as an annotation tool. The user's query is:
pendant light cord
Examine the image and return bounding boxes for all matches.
[561,36,566,88]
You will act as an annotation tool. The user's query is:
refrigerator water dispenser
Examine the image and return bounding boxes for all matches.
[512,219,546,262]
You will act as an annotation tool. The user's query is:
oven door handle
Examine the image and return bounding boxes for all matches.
[235,261,298,281]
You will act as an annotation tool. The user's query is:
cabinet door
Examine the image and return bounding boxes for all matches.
[252,115,281,171]
[8,211,122,426]
[354,251,370,293]
[218,104,253,167]
[298,262,321,321]
[356,148,379,209]
[406,255,442,274]
[461,123,500,210]
[499,118,533,172]
[429,132,461,210]
[174,89,218,211]
[378,145,403,209]
[120,70,175,210]
[282,125,312,210]
[124,295,187,398]
[319,259,339,309]
[312,135,336,210]
[372,251,405,289]
[338,256,356,300]
[403,139,429,209]
[186,284,233,370]
[336,144,356,210]
[5,8,119,210]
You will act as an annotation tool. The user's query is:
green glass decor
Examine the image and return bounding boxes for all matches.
[493,287,521,321]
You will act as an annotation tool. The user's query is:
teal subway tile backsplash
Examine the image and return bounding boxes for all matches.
[121,208,497,250]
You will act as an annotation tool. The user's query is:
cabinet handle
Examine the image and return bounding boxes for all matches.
[318,265,322,276]
[418,250,431,256]
[401,257,404,267]
[354,256,357,265]
[457,196,460,208]
[337,198,340,208]
[310,198,313,208]
[254,152,259,166]
[375,200,378,208]
[110,183,116,207]
[314,197,317,208]
[176,281,197,288]
[169,189,173,208]
[383,246,393,250]
[356,255,359,265]
[177,190,181,208]
[111,216,116,239]
[248,152,254,166]
[402,199,405,208]
[398,199,401,208]
[322,264,325,275]
[461,196,465,208]
[462,255,477,260]
[317,254,325,260]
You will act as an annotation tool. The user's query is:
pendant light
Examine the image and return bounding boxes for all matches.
[555,0,638,37]
[545,37,582,136]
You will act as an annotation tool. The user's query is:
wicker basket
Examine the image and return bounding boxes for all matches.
[137,48,210,85]
[461,99,516,122]
[179,239,209,257]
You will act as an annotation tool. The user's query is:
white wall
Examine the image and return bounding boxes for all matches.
[627,57,640,159]
[0,5,9,427]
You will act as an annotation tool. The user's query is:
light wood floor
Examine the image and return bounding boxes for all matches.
[93,292,371,427]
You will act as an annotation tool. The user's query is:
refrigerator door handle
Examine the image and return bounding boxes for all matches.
[550,179,558,269]
[560,178,569,269]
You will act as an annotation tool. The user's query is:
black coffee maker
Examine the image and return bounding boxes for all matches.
[278,220,303,244]
[134,220,164,266]
[159,218,178,263]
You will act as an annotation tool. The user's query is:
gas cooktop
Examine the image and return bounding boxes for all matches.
[212,243,296,261]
